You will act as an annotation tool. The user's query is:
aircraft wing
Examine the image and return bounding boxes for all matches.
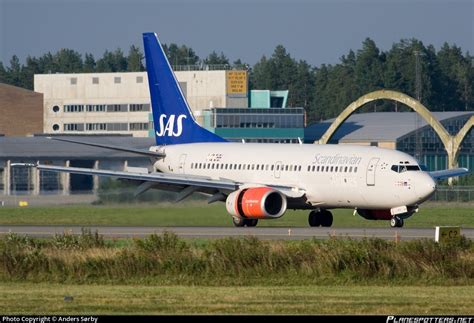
[47,137,165,158]
[11,163,307,200]
[14,163,237,191]
[429,168,470,180]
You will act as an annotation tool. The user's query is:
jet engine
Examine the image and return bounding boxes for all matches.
[226,187,287,219]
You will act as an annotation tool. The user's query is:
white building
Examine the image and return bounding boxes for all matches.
[35,70,248,137]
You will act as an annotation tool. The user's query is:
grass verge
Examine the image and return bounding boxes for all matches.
[0,231,472,285]
[0,283,472,314]
[0,203,473,227]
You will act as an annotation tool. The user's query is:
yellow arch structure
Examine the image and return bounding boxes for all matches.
[316,90,473,173]
[452,115,474,163]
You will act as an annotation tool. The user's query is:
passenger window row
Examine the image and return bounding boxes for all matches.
[190,163,302,172]
[189,162,357,173]
[307,165,358,173]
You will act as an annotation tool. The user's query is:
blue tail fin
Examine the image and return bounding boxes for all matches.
[143,32,226,145]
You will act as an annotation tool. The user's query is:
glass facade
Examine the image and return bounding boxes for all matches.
[39,170,62,193]
[211,108,304,129]
[10,165,33,194]
[208,108,305,143]
[397,115,474,171]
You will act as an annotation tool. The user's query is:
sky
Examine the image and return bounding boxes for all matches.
[0,0,473,67]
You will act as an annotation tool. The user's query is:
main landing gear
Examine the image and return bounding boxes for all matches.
[232,217,259,227]
[308,209,333,227]
[390,216,404,228]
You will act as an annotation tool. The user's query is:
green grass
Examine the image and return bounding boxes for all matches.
[0,283,472,314]
[0,232,472,315]
[0,202,473,227]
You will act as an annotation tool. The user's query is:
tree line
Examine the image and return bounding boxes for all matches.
[251,38,473,123]
[0,38,472,123]
[0,44,236,91]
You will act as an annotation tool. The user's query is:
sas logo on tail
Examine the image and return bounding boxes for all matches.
[155,114,187,137]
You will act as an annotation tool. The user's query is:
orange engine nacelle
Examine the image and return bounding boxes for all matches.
[357,209,392,220]
[226,187,287,219]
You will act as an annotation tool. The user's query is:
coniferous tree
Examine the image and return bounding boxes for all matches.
[127,45,144,71]
[250,55,273,90]
[355,38,384,95]
[37,52,57,74]
[83,53,96,72]
[54,48,83,73]
[113,48,127,71]
[163,43,199,66]
[289,60,314,113]
[21,56,41,89]
[204,51,229,65]
[313,64,330,121]
[0,62,6,83]
[6,55,22,87]
[270,45,297,90]
[437,43,472,111]
[96,50,115,72]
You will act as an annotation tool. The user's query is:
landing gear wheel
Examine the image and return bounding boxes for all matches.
[390,216,404,228]
[232,217,259,227]
[321,210,333,227]
[309,210,333,227]
[245,219,259,227]
[232,217,245,227]
[308,211,321,227]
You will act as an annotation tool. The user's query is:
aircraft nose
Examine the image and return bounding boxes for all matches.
[417,174,437,202]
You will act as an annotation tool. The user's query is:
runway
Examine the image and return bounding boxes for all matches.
[1,226,473,240]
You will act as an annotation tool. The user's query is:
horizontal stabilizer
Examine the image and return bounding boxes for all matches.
[48,137,165,158]
[429,168,470,180]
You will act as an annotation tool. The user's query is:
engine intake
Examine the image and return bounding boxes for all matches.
[226,187,287,219]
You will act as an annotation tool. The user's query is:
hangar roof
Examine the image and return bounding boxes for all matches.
[304,112,474,143]
[0,136,155,159]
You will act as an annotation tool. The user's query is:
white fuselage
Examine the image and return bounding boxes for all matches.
[150,143,436,210]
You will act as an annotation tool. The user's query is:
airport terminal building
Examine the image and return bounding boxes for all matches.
[34,71,305,143]
[0,136,153,198]
[35,70,249,137]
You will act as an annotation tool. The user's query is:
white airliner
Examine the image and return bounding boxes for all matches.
[14,33,470,228]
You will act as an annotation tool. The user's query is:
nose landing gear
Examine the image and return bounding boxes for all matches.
[308,209,333,227]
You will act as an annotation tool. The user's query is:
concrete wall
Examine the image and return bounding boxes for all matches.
[35,71,248,137]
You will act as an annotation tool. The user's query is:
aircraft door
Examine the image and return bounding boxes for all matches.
[178,154,187,174]
[274,161,282,179]
[366,157,380,186]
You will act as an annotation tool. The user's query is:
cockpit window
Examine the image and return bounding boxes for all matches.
[391,165,421,173]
